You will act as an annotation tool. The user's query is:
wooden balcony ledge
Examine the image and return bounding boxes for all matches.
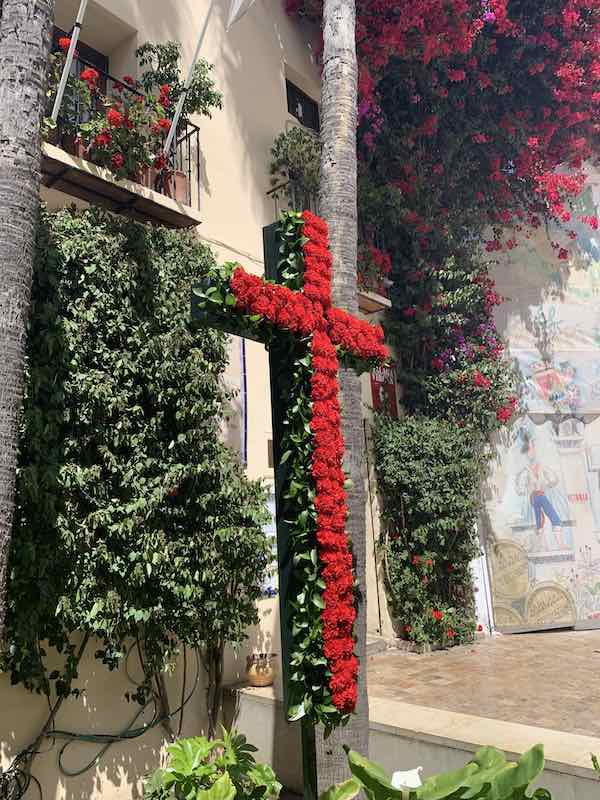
[358,288,392,314]
[41,142,202,230]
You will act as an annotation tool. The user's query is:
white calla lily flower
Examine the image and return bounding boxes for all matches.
[391,767,423,790]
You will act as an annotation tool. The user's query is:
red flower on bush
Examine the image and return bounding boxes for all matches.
[431,356,445,371]
[432,609,443,622]
[80,67,99,88]
[106,108,123,128]
[158,118,171,131]
[159,83,171,108]
[58,36,72,52]
[111,153,125,169]
[447,628,456,639]
[93,129,112,148]
[473,370,492,390]
[411,555,421,565]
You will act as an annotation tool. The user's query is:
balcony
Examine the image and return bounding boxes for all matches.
[42,56,202,229]
[357,286,391,314]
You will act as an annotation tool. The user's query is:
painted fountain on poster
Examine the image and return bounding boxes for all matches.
[486,173,600,631]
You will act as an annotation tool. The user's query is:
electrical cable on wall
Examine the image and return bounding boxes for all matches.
[0,647,200,800]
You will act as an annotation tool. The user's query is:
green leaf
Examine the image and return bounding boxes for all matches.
[287,702,305,721]
[345,749,404,800]
[319,778,362,800]
[196,772,236,800]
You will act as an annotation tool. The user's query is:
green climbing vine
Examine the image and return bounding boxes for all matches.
[1,207,270,777]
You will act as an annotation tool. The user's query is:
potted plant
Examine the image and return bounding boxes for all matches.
[43,36,92,155]
[357,241,392,296]
[136,41,223,203]
[78,78,167,183]
[323,744,551,800]
[136,40,222,125]
[269,125,321,210]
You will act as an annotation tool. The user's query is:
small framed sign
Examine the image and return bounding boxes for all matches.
[370,362,399,418]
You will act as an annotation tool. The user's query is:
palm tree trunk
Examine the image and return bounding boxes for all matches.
[316,0,368,792]
[0,0,55,641]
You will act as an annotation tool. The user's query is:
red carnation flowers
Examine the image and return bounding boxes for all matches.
[229,210,389,715]
[473,370,492,390]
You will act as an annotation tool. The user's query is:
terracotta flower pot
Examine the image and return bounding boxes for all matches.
[44,126,60,146]
[61,134,87,160]
[147,168,189,204]
[135,165,150,188]
[147,167,161,193]
[163,170,189,204]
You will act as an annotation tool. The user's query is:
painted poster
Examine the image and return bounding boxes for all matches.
[485,171,600,631]
[370,363,399,418]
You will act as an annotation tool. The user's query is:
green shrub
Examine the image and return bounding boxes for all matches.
[3,207,269,731]
[143,729,281,800]
[373,414,483,646]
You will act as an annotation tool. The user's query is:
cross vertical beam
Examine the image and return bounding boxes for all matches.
[263,224,317,800]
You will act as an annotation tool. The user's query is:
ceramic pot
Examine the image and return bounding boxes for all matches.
[61,134,87,160]
[163,169,189,204]
[245,653,276,687]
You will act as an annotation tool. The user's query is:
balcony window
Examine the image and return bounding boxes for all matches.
[42,37,202,228]
[52,25,108,74]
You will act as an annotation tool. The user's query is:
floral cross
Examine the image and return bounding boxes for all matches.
[192,211,388,730]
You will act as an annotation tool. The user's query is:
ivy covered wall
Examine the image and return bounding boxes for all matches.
[0,208,270,785]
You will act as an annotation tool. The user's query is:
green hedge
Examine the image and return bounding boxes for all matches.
[373,414,482,646]
[3,207,269,703]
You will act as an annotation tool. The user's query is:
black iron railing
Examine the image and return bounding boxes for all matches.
[53,56,201,209]
[267,181,319,220]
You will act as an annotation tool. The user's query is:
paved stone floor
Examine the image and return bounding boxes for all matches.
[367,629,600,737]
